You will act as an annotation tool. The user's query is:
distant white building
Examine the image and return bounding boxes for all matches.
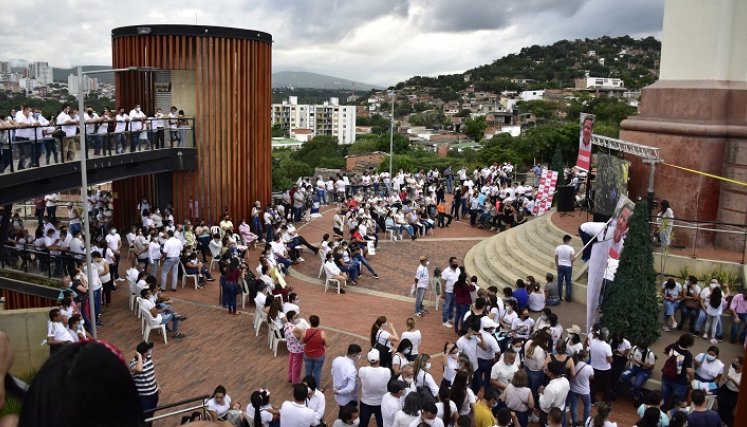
[67,74,98,95]
[519,90,545,101]
[272,96,356,144]
[30,62,52,86]
[575,73,625,90]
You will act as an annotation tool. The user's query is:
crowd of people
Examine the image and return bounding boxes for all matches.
[0,104,191,173]
[0,161,742,427]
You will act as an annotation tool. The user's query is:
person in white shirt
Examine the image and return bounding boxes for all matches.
[554,234,575,302]
[414,256,429,317]
[538,363,570,426]
[44,193,59,223]
[358,349,392,427]
[441,258,461,327]
[105,228,122,280]
[588,328,613,404]
[301,375,325,425]
[490,349,520,392]
[47,308,73,354]
[475,317,501,394]
[56,105,79,161]
[324,253,348,294]
[160,230,183,291]
[456,321,488,372]
[331,345,362,416]
[206,385,233,420]
[407,403,444,427]
[381,381,407,427]
[280,384,321,427]
[399,318,421,361]
[152,108,166,149]
[114,107,130,153]
[128,104,146,152]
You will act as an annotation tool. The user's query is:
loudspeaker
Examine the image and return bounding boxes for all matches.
[557,185,575,212]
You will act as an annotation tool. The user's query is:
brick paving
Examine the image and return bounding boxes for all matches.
[97,206,647,426]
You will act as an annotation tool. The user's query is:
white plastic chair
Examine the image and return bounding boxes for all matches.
[386,229,397,241]
[210,225,222,238]
[180,261,199,289]
[135,297,143,319]
[128,279,138,311]
[254,306,268,336]
[325,277,343,294]
[317,251,326,279]
[240,278,250,309]
[270,322,286,357]
[140,306,168,344]
[209,245,221,272]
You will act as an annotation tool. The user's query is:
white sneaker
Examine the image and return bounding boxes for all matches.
[710,338,718,345]
[702,334,709,340]
[297,257,305,262]
[671,320,678,329]
[663,325,670,332]
[442,322,451,327]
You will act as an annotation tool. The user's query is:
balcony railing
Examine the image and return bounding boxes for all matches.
[0,243,80,280]
[0,117,196,175]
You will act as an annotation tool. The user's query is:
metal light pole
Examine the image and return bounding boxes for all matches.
[388,92,395,181]
[77,66,149,339]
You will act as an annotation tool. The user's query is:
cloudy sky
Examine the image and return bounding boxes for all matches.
[1,0,664,87]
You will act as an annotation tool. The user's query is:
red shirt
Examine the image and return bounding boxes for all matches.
[303,328,325,357]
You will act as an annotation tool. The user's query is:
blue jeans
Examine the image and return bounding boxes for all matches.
[731,312,747,342]
[568,391,590,426]
[339,263,358,281]
[680,305,699,330]
[557,265,572,300]
[663,300,680,319]
[353,254,377,276]
[454,303,470,334]
[619,366,652,400]
[160,257,179,290]
[415,287,426,314]
[265,224,273,242]
[93,289,102,324]
[359,402,383,427]
[161,312,181,332]
[304,354,325,388]
[695,310,722,336]
[525,368,545,403]
[442,292,455,323]
[446,176,453,193]
[661,379,688,409]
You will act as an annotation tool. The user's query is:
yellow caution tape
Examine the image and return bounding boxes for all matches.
[662,163,747,187]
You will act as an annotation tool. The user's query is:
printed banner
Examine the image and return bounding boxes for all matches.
[532,169,558,216]
[576,113,594,171]
[585,195,635,331]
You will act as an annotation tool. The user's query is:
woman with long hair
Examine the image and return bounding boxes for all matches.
[392,338,413,376]
[441,341,460,389]
[248,389,279,427]
[400,317,421,362]
[436,385,458,427]
[524,330,549,403]
[449,370,476,421]
[206,385,233,420]
[413,353,439,398]
[370,316,399,368]
[657,200,674,248]
[661,278,682,331]
[703,283,727,344]
[634,407,661,427]
[453,272,472,334]
[393,393,421,427]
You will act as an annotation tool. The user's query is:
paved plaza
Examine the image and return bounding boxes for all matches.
[98,206,742,426]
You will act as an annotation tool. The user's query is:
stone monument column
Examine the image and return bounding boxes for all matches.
[621,0,747,249]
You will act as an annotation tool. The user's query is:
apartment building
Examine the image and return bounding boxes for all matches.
[271,96,356,144]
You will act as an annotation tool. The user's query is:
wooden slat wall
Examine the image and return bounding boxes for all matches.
[111,31,272,226]
[1,289,57,310]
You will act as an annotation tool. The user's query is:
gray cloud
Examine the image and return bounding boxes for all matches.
[0,0,664,87]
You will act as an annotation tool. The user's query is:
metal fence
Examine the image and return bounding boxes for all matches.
[650,215,747,264]
[0,244,81,280]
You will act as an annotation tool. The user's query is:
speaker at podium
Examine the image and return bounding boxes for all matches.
[557,185,575,212]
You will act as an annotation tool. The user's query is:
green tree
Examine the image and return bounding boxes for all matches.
[290,135,346,169]
[463,116,488,142]
[550,147,566,186]
[601,200,661,346]
[271,123,285,137]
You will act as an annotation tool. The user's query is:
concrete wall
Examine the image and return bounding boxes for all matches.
[0,307,49,377]
[660,0,747,81]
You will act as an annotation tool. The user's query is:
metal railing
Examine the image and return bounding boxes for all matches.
[0,117,195,175]
[144,394,212,424]
[0,244,81,280]
[649,215,747,264]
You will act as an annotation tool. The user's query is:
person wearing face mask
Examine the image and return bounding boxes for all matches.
[114,107,129,153]
[441,342,460,388]
[441,257,461,327]
[694,280,724,340]
[692,345,724,394]
[105,226,122,280]
[130,341,160,424]
[128,104,146,152]
[716,356,741,426]
[331,344,362,419]
[392,339,413,377]
[408,402,444,427]
[414,256,430,317]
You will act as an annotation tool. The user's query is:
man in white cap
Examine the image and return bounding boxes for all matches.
[473,316,500,394]
[358,348,391,427]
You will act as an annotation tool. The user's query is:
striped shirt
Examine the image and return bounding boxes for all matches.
[130,355,158,397]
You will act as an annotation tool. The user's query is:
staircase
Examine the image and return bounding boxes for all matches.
[464,209,590,304]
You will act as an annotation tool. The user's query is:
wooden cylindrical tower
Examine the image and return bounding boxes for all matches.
[111,25,272,225]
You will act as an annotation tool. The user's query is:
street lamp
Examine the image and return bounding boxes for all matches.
[77,66,156,339]
[388,91,395,182]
